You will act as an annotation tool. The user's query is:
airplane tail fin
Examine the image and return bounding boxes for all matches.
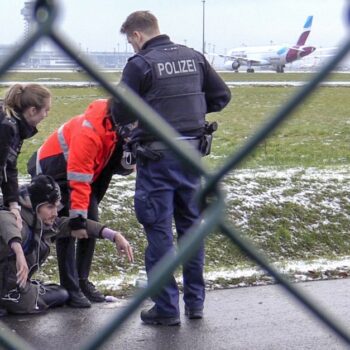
[296,15,313,46]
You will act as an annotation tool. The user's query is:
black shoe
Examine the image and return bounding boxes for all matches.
[141,305,180,326]
[185,306,203,319]
[79,279,105,303]
[67,290,91,308]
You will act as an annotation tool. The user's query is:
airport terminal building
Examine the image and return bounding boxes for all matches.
[0,0,133,71]
[0,44,132,70]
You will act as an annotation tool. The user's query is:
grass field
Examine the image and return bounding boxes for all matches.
[0,71,119,82]
[210,84,350,169]
[0,73,348,172]
[1,72,350,294]
[1,71,350,83]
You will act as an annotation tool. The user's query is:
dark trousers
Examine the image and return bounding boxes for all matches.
[56,194,99,291]
[0,282,69,315]
[134,153,205,316]
[40,283,69,308]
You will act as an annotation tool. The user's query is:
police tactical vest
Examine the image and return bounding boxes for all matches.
[137,44,206,133]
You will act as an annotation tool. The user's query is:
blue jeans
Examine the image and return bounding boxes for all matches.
[135,152,205,316]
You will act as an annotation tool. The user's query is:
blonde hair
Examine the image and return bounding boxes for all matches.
[3,84,51,118]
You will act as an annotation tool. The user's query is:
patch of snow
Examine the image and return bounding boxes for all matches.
[94,256,350,290]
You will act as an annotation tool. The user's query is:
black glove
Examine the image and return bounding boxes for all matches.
[69,215,87,230]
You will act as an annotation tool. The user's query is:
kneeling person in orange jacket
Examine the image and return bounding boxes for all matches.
[27,98,134,307]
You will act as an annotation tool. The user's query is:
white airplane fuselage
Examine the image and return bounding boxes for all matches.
[222,16,315,73]
[227,46,289,66]
[225,45,315,70]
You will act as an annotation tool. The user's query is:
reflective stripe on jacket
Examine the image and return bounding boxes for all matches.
[37,99,118,218]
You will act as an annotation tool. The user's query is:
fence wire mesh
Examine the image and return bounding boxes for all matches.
[0,1,350,349]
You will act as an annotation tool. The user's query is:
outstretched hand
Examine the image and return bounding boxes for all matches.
[114,232,134,263]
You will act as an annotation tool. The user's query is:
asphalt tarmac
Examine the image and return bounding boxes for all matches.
[2,278,350,350]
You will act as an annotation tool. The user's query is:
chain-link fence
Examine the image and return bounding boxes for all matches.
[1,1,350,349]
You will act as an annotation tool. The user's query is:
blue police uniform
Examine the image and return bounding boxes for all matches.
[119,35,231,317]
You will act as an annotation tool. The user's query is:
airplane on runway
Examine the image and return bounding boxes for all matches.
[220,15,316,73]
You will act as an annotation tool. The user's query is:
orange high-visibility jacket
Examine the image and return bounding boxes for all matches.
[37,99,118,219]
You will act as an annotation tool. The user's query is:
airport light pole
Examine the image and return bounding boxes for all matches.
[202,0,206,54]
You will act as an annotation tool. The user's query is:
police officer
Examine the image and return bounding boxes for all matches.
[116,11,231,326]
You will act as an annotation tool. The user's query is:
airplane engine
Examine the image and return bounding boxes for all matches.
[224,60,241,71]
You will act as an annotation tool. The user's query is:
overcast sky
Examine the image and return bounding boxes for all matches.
[0,0,349,54]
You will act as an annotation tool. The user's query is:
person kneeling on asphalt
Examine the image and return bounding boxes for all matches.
[0,175,133,315]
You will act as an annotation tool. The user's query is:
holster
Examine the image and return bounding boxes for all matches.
[199,121,218,156]
[199,134,213,156]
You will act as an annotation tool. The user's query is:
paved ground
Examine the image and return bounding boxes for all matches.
[2,278,350,349]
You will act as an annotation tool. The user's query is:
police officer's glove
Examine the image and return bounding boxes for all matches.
[117,121,137,141]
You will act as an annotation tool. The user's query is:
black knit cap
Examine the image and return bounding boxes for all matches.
[27,175,61,210]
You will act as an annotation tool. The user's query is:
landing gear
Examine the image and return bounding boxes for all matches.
[247,68,255,73]
[276,65,285,73]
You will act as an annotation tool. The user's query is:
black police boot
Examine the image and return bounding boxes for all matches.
[79,279,105,303]
[140,305,180,326]
[67,290,91,308]
[184,305,203,319]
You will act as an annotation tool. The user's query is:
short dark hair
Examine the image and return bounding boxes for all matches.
[120,11,159,36]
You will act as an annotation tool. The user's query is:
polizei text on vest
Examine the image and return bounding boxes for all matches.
[156,59,197,78]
